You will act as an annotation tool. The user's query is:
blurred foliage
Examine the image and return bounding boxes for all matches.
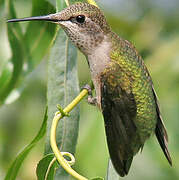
[0,0,179,179]
[4,109,48,180]
[0,0,56,105]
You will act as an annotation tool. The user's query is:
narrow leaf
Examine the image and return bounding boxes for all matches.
[0,62,13,91]
[45,27,80,179]
[45,0,90,179]
[1,0,56,106]
[0,0,24,105]
[4,109,48,180]
[24,0,56,73]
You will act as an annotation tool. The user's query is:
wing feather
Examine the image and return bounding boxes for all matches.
[101,76,140,176]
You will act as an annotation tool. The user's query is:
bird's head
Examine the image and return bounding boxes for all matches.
[8,3,110,54]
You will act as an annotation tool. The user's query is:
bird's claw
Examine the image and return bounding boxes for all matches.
[82,84,92,96]
[82,84,97,106]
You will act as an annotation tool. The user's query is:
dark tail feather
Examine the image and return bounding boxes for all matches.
[152,86,172,166]
[155,122,172,166]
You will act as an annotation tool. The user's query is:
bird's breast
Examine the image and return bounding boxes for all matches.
[87,37,112,108]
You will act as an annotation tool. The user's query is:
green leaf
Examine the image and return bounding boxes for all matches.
[46,0,56,7]
[45,27,80,179]
[56,0,84,12]
[45,1,90,179]
[0,0,4,7]
[4,108,48,180]
[23,0,56,73]
[0,62,13,92]
[0,0,24,105]
[106,160,120,180]
[36,154,59,180]
[1,0,56,106]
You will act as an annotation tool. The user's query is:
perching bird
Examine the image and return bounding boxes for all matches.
[7,2,172,176]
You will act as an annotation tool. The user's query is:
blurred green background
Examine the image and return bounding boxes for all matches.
[0,0,179,179]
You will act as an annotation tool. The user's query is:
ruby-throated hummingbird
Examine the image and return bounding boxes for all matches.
[7,2,172,176]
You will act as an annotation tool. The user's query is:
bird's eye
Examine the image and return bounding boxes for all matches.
[76,15,85,24]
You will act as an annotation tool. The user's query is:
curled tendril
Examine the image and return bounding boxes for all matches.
[61,152,76,166]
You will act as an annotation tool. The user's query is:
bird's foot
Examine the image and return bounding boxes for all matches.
[82,84,97,106]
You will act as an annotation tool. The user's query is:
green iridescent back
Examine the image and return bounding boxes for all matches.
[109,32,157,143]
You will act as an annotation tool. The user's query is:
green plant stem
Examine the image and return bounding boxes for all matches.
[50,89,88,180]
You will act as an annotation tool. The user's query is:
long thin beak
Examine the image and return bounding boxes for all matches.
[7,14,60,23]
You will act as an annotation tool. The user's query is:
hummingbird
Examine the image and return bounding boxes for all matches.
[7,2,172,176]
